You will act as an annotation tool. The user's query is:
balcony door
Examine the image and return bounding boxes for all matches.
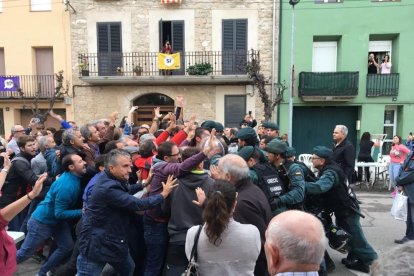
[35,47,54,97]
[159,20,185,75]
[222,19,248,75]
[312,42,337,72]
[97,22,123,76]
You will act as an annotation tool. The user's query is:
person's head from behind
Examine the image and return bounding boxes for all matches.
[217,154,250,184]
[94,154,106,172]
[264,210,326,275]
[203,180,237,246]
[156,141,181,163]
[104,140,125,154]
[17,135,37,156]
[181,147,203,170]
[62,154,86,176]
[361,132,371,141]
[139,139,157,158]
[370,241,414,276]
[105,149,132,182]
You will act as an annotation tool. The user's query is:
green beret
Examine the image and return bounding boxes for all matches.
[264,139,287,154]
[285,146,296,158]
[262,122,279,130]
[235,127,257,140]
[201,120,216,130]
[237,146,254,161]
[214,122,224,132]
[313,146,333,159]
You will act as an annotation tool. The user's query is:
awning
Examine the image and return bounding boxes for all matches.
[160,0,182,3]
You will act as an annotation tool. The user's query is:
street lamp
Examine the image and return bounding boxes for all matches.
[288,0,299,146]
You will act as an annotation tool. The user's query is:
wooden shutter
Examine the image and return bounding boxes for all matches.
[97,22,122,76]
[171,21,185,75]
[222,19,247,74]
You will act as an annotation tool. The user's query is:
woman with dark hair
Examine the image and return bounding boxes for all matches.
[185,180,260,275]
[357,132,379,183]
[389,135,411,196]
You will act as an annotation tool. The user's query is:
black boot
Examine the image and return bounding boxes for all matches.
[345,260,370,273]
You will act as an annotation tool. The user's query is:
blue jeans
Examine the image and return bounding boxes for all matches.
[17,218,74,276]
[143,216,169,276]
[389,162,402,187]
[77,253,135,276]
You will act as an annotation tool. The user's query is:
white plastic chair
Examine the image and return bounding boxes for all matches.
[377,155,391,190]
[298,154,313,169]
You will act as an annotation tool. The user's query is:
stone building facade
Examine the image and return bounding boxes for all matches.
[70,0,280,126]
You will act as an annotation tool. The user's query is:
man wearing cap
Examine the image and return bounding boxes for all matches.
[236,127,259,149]
[264,139,306,215]
[305,146,377,273]
[262,122,279,139]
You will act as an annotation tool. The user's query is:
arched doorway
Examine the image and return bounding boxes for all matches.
[132,93,175,126]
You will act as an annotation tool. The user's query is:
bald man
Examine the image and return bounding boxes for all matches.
[264,210,327,275]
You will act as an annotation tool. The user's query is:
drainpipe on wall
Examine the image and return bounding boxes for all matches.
[271,0,276,109]
[276,0,282,127]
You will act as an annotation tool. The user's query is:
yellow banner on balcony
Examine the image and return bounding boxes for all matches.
[158,53,181,70]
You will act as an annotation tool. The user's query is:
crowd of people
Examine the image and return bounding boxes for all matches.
[0,97,412,276]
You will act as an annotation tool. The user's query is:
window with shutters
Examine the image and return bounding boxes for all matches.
[97,22,122,76]
[159,20,185,75]
[222,19,248,75]
[225,95,246,127]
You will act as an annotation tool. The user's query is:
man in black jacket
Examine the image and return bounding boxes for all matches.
[77,149,177,275]
[332,125,356,184]
[214,154,272,276]
[0,135,39,231]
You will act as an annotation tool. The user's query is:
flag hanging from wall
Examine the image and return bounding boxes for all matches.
[0,76,20,92]
[158,53,181,70]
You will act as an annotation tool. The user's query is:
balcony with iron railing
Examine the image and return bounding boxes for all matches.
[366,73,399,97]
[0,75,58,99]
[78,50,259,85]
[298,72,359,101]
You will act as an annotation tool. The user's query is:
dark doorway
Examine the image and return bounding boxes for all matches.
[225,95,246,127]
[292,106,358,155]
[159,20,185,75]
[132,93,175,126]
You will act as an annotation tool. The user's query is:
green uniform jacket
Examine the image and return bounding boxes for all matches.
[305,169,337,195]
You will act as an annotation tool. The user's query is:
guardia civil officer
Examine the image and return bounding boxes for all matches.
[235,127,259,149]
[305,146,378,274]
[263,139,306,215]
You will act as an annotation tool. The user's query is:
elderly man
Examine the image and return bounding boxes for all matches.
[6,125,26,155]
[0,135,39,231]
[213,154,272,276]
[80,123,101,167]
[332,125,356,184]
[17,154,86,276]
[305,146,377,273]
[264,210,326,275]
[77,149,177,275]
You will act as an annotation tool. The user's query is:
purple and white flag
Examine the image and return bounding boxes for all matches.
[0,76,20,92]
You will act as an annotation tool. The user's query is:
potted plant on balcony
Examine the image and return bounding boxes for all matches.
[116,67,124,76]
[79,61,89,77]
[186,62,213,75]
[133,65,143,76]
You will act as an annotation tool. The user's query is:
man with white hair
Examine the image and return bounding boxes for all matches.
[332,125,356,184]
[214,154,272,276]
[264,210,327,275]
[6,125,26,155]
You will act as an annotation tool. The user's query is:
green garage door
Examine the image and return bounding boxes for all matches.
[292,106,358,155]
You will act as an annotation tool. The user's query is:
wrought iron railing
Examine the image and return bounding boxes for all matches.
[78,50,259,77]
[366,73,399,97]
[0,75,56,98]
[298,72,359,97]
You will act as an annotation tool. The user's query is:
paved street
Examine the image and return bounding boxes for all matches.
[15,189,405,276]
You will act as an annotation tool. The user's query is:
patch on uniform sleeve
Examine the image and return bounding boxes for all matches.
[294,170,302,176]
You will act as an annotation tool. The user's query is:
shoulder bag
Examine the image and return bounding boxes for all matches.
[182,225,203,276]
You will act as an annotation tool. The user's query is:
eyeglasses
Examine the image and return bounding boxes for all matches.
[14,130,25,133]
[169,152,180,157]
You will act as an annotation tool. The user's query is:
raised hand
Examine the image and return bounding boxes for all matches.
[209,164,222,180]
[29,173,48,198]
[161,175,178,198]
[1,153,11,171]
[192,187,206,207]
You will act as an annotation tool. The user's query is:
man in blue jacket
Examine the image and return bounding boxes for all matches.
[17,153,86,276]
[77,149,178,276]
